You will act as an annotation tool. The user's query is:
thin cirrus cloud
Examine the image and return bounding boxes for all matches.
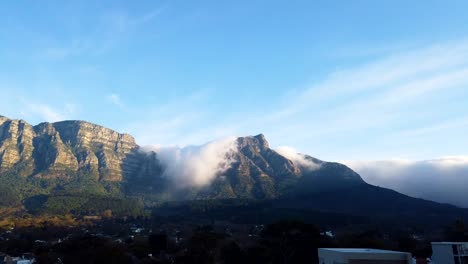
[269,40,468,122]
[283,41,468,124]
[21,103,65,122]
[344,157,468,208]
[0,84,78,124]
[18,101,77,123]
[106,93,124,108]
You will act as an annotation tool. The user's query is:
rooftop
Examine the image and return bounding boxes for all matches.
[320,248,408,254]
[431,242,468,245]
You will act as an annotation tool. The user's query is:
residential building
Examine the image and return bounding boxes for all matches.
[432,242,468,264]
[318,248,412,264]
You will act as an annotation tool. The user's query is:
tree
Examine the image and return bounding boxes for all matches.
[149,233,167,255]
[0,185,20,207]
[220,241,245,264]
[102,209,113,218]
[260,220,323,264]
[445,219,468,241]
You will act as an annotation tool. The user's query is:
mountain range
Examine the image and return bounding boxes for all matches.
[0,114,467,224]
[0,115,362,199]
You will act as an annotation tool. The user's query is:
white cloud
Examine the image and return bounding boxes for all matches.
[102,7,165,33]
[142,137,238,189]
[0,81,78,124]
[275,146,320,170]
[25,104,63,122]
[106,93,124,108]
[21,102,75,123]
[344,157,468,208]
[134,8,165,25]
[40,47,71,60]
[65,103,77,114]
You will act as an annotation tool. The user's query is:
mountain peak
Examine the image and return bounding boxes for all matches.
[253,133,269,149]
[0,115,9,125]
[236,134,270,151]
[31,119,137,146]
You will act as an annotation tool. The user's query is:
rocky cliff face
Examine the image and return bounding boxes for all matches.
[223,134,301,199]
[0,116,36,176]
[0,115,146,181]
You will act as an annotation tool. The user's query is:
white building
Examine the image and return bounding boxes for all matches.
[318,248,412,264]
[2,256,35,264]
[432,242,468,264]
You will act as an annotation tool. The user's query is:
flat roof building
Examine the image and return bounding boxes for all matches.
[432,242,468,264]
[318,248,412,264]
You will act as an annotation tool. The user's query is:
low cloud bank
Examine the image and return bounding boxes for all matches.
[344,157,468,208]
[275,146,321,170]
[142,137,238,189]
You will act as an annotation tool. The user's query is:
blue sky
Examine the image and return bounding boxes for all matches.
[2,0,468,161]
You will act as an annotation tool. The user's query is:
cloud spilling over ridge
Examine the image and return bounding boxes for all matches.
[275,146,321,170]
[142,137,238,189]
[344,157,468,208]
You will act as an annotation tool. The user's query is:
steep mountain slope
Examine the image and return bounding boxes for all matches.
[0,116,35,176]
[193,134,365,200]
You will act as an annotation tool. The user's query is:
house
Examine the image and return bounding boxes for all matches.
[83,215,101,221]
[432,242,468,264]
[2,254,36,264]
[318,248,412,264]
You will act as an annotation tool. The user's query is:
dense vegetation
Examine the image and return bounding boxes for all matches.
[0,172,145,217]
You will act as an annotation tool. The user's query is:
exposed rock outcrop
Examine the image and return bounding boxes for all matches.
[0,116,148,181]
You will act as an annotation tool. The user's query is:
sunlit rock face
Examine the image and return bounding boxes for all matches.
[0,116,147,181]
[0,117,35,176]
[51,120,139,181]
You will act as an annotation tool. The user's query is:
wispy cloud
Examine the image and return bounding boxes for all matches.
[0,82,78,124]
[106,93,124,108]
[102,7,165,32]
[276,146,320,171]
[142,137,238,189]
[277,40,468,122]
[344,157,468,208]
[39,47,71,60]
[27,5,166,63]
[20,101,76,123]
